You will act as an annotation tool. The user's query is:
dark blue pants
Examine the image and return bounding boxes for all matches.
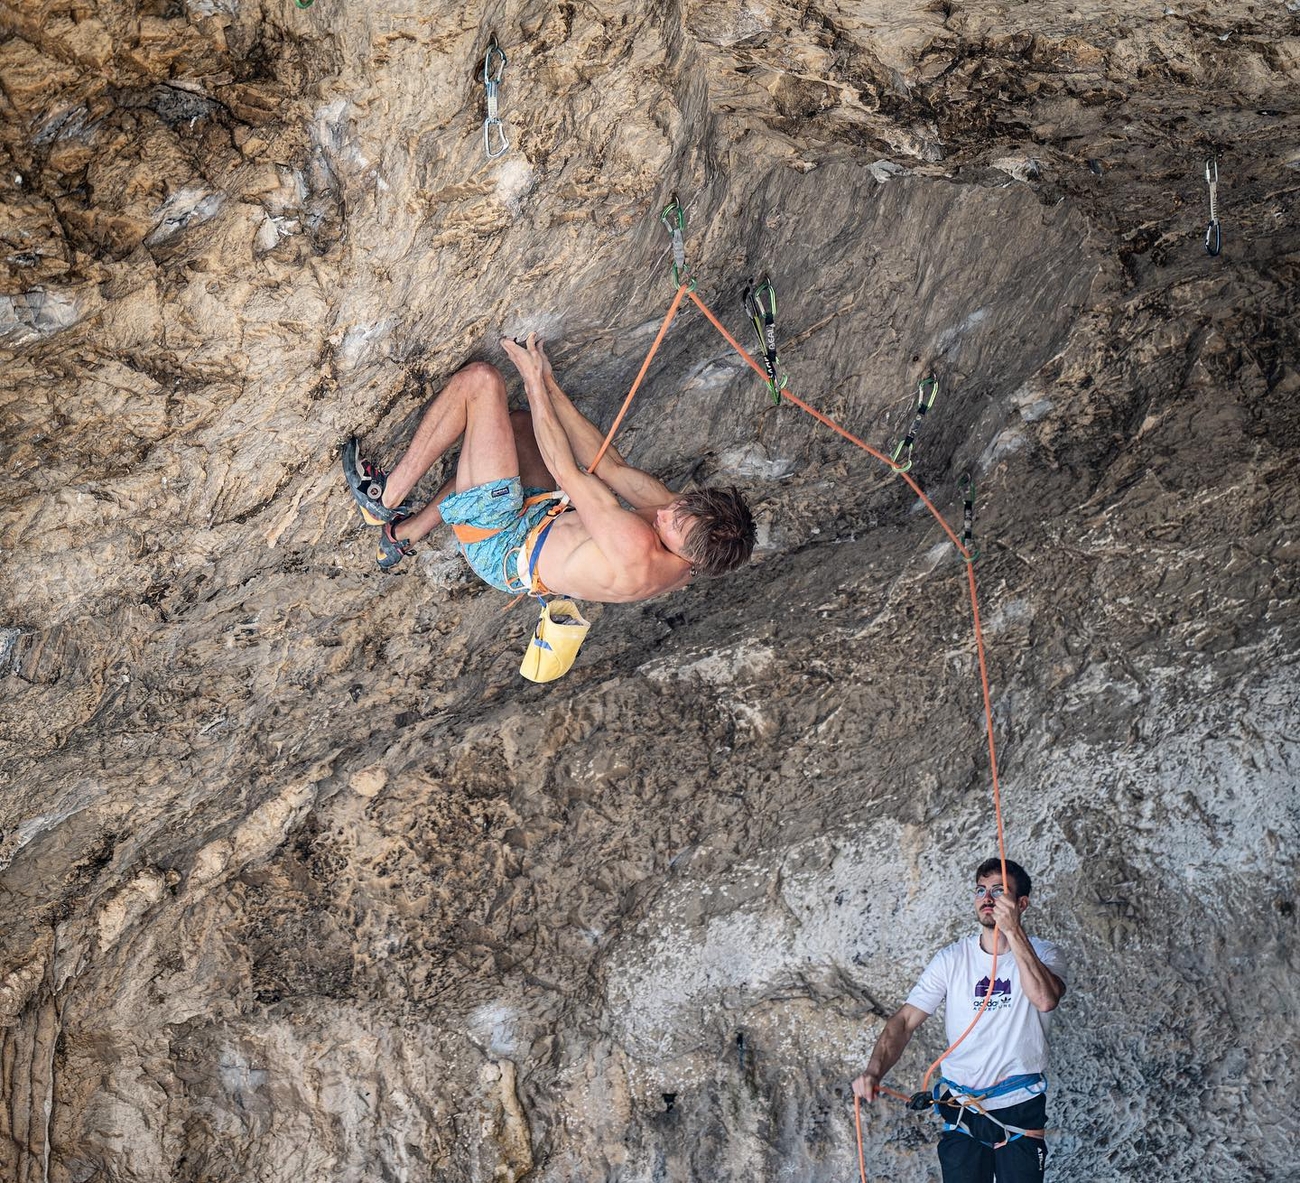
[936,1096,1048,1183]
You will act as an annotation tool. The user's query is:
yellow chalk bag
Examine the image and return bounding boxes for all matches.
[519,598,590,683]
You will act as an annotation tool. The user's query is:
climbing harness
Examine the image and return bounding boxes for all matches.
[503,497,571,597]
[929,1074,1047,1149]
[483,40,509,159]
[1204,157,1221,256]
[660,197,694,289]
[511,501,591,683]
[477,494,590,682]
[959,473,979,562]
[890,374,939,472]
[743,275,788,403]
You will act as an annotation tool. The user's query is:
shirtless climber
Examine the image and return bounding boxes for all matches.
[343,334,755,602]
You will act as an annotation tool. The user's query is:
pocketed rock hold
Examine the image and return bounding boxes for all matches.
[349,766,388,798]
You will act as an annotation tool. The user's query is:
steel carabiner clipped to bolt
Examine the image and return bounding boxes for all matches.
[483,40,509,159]
[1204,156,1221,256]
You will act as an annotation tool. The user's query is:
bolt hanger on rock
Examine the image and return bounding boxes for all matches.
[743,275,788,404]
[483,39,509,158]
[1204,156,1221,256]
[890,374,939,472]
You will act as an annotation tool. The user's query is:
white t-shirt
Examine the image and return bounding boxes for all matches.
[905,932,1068,1109]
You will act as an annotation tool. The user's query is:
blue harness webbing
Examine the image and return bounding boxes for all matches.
[933,1073,1046,1148]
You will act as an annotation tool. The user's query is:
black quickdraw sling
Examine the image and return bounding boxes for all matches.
[743,275,787,403]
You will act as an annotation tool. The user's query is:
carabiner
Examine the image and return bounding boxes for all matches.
[660,196,693,289]
[484,41,507,87]
[484,119,509,158]
[483,41,509,158]
[958,472,979,562]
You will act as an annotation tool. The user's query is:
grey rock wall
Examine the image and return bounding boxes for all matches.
[1,0,1298,1180]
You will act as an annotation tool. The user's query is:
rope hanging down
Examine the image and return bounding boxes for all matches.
[588,219,1011,1181]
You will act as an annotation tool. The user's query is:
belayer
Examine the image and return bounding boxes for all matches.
[853,858,1068,1183]
[344,334,755,602]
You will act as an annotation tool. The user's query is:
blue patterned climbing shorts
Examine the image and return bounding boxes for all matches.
[439,477,559,593]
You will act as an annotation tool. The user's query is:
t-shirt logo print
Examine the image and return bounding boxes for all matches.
[972,976,1013,1010]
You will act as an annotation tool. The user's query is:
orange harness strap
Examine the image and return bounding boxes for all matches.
[507,499,572,596]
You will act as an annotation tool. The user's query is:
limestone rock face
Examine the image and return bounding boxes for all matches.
[1,0,1298,1180]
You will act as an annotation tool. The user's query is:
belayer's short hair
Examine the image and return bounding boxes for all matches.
[678,486,756,577]
[976,857,1033,899]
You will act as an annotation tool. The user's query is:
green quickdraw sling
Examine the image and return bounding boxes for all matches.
[660,197,694,290]
[890,374,938,472]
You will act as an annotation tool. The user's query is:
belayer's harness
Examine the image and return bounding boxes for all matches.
[920,1073,1046,1149]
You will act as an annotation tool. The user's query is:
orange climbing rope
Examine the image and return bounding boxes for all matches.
[589,282,1012,1182]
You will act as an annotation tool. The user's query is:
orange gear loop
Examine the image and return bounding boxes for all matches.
[590,283,1009,1183]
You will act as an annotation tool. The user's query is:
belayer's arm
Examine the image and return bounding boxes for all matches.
[990,894,1065,1011]
[852,1003,929,1101]
[1006,931,1065,1011]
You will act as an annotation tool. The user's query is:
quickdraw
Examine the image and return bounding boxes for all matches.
[1204,157,1221,256]
[660,197,694,290]
[483,40,509,159]
[959,472,979,562]
[890,374,938,472]
[294,0,313,8]
[743,275,787,404]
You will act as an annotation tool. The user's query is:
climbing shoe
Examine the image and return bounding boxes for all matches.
[376,520,413,571]
[343,437,411,525]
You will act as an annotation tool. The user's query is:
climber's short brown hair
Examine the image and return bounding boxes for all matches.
[677,487,756,577]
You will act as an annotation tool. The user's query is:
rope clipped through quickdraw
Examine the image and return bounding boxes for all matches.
[660,197,694,290]
[889,374,939,472]
[552,206,1009,1182]
[1204,156,1221,256]
[483,40,509,159]
[743,275,788,403]
[644,282,1007,1183]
